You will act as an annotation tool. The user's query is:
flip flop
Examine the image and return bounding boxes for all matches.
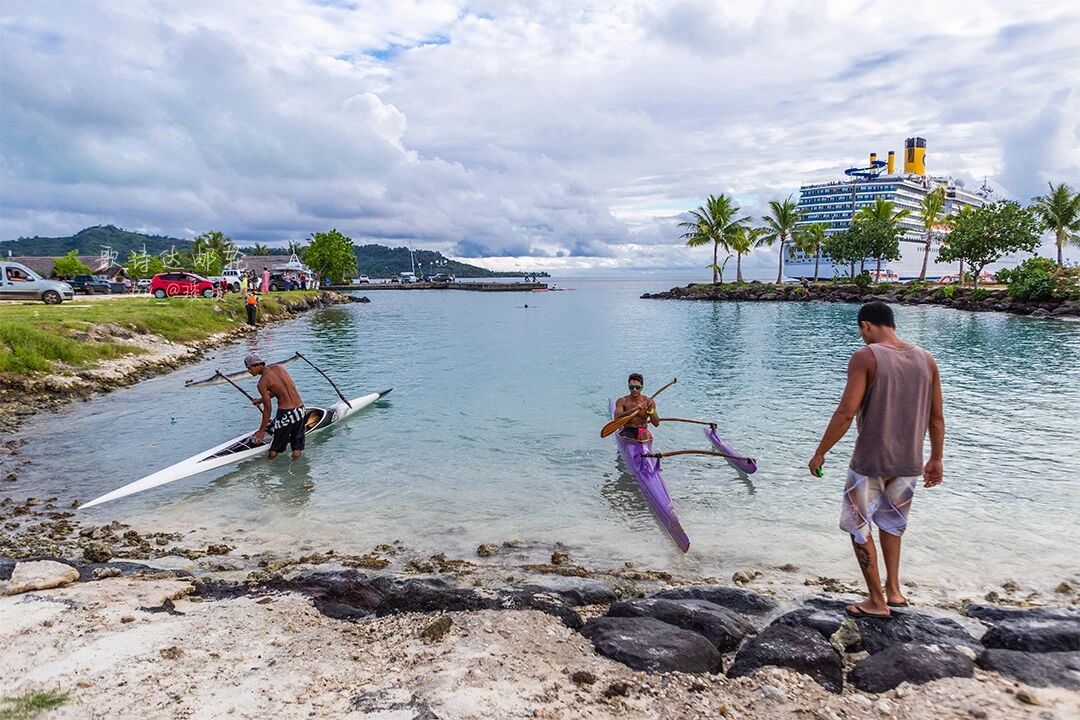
[887,601,910,608]
[846,604,892,619]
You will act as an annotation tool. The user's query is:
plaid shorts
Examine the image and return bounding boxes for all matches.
[839,469,917,544]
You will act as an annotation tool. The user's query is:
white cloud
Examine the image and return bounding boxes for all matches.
[1,0,1078,271]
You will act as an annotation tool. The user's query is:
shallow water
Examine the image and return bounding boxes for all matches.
[9,279,1080,591]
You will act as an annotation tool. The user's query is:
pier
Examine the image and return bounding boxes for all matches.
[324,281,548,292]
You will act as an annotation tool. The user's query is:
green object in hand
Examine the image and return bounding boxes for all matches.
[813,466,824,477]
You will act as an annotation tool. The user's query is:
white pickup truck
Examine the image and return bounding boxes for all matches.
[207,267,243,292]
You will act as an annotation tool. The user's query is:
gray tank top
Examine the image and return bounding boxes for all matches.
[850,343,935,477]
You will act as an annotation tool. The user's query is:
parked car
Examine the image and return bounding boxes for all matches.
[431,273,455,283]
[149,272,216,298]
[353,275,370,284]
[107,280,128,294]
[0,261,74,304]
[207,267,243,292]
[70,275,112,294]
[136,278,151,291]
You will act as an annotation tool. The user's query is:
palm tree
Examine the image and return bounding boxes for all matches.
[192,230,236,274]
[791,222,827,282]
[679,194,749,284]
[250,244,271,256]
[854,198,911,279]
[728,227,763,283]
[1030,182,1080,266]
[760,196,800,284]
[918,187,946,282]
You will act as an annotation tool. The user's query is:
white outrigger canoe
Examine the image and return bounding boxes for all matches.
[80,353,390,509]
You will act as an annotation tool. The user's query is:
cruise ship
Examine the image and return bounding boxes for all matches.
[786,137,991,281]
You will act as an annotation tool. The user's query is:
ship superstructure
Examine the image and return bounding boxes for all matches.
[787,138,990,280]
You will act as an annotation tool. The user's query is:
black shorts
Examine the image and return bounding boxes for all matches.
[270,407,306,453]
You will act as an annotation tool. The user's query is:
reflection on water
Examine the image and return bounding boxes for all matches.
[6,279,1080,591]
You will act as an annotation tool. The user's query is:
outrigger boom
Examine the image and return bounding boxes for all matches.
[186,352,351,408]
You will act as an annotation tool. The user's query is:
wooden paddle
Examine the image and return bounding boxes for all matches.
[600,378,677,438]
[657,417,717,428]
[643,449,756,463]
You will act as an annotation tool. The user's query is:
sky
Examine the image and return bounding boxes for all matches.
[1,0,1079,275]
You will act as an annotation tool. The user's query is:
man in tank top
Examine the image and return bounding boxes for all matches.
[808,302,945,619]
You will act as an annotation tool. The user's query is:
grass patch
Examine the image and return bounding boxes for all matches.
[0,691,70,720]
[0,292,322,375]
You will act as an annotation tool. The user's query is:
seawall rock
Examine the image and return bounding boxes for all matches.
[581,616,723,674]
[727,624,844,693]
[849,643,974,693]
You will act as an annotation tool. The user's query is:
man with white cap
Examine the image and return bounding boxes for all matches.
[244,352,307,460]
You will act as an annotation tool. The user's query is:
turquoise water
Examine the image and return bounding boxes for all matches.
[9,279,1080,590]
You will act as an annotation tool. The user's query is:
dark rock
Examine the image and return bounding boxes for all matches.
[76,561,192,582]
[420,615,453,642]
[0,559,15,581]
[771,608,862,651]
[650,585,778,615]
[355,296,371,303]
[1030,308,1051,318]
[981,619,1080,653]
[849,643,974,692]
[727,624,843,693]
[81,541,113,563]
[581,616,723,674]
[855,608,980,654]
[976,649,1080,689]
[518,576,617,606]
[138,598,185,615]
[570,670,597,685]
[965,604,1080,623]
[607,598,754,652]
[603,681,630,698]
[369,576,492,615]
[501,590,584,629]
[476,543,499,558]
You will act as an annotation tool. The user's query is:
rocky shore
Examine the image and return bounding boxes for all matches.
[0,291,361,434]
[642,282,1080,319]
[2,496,1077,719]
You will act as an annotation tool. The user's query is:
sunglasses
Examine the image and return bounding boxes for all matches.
[628,384,643,390]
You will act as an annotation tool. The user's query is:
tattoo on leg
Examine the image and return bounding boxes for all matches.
[852,536,872,573]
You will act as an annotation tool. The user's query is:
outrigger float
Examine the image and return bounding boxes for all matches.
[80,353,390,509]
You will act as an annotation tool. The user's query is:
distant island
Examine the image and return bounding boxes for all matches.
[0,225,549,279]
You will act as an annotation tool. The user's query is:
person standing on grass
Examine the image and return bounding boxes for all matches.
[261,266,270,294]
[808,301,945,619]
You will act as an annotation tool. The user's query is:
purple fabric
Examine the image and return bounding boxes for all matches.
[705,427,758,475]
[610,400,690,553]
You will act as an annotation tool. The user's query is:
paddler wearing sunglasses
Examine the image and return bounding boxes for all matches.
[613,373,660,442]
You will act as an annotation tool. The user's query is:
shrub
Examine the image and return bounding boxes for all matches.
[877,282,893,291]
[1003,257,1075,301]
[853,272,872,288]
[942,285,956,299]
[970,287,990,301]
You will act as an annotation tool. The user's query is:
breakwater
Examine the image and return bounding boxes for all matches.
[641,282,1080,318]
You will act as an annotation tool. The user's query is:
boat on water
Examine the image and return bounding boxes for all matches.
[80,390,390,509]
[786,136,999,281]
[704,427,757,475]
[608,399,690,553]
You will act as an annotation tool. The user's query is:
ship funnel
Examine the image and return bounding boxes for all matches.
[869,152,877,168]
[904,137,926,176]
[887,150,896,174]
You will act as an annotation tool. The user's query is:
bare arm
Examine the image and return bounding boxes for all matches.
[649,399,660,427]
[257,378,273,434]
[809,349,872,474]
[924,357,945,487]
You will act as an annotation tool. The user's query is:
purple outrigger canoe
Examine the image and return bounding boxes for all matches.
[609,400,691,553]
[705,427,758,475]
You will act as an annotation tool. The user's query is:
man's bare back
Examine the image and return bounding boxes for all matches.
[257,365,303,411]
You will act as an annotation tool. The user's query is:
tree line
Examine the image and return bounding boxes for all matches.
[680,182,1080,288]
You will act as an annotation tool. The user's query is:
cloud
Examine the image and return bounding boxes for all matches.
[1,0,1079,272]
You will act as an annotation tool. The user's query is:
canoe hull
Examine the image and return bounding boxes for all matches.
[80,390,391,509]
[704,427,757,474]
[609,400,690,553]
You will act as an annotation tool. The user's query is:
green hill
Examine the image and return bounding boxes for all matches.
[1,226,546,278]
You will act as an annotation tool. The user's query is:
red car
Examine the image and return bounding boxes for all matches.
[149,272,216,298]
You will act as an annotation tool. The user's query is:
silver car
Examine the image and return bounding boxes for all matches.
[0,261,75,304]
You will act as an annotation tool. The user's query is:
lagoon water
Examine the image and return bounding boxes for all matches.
[12,278,1080,591]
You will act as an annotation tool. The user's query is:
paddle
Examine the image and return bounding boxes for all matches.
[600,378,677,438]
[213,370,262,413]
[643,449,757,464]
[657,417,717,428]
